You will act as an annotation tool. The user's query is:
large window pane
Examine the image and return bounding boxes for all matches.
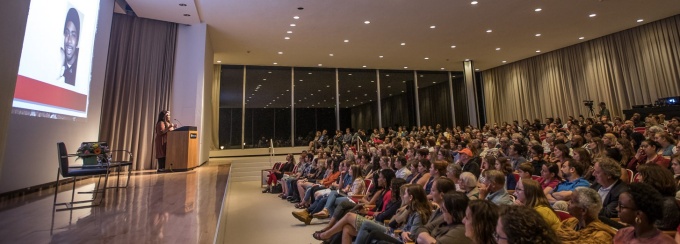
[293,67,336,148]
[218,65,243,149]
[244,66,291,148]
[338,69,378,132]
[380,70,416,130]
[418,71,452,129]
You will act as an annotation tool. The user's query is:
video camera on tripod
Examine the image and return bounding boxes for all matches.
[583,100,595,116]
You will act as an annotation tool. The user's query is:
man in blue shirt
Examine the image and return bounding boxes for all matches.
[547,158,590,204]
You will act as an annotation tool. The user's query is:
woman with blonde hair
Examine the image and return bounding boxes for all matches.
[514,179,561,231]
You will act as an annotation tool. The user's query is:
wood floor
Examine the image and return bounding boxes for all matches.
[0,164,230,244]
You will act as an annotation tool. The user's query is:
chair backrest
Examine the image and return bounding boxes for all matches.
[626,169,634,183]
[272,162,282,170]
[512,173,520,182]
[57,142,70,178]
[554,210,573,221]
[633,172,641,182]
[363,179,372,194]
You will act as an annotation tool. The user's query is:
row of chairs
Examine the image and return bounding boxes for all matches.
[53,142,133,212]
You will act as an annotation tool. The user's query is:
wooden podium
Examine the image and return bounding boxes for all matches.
[167,126,198,170]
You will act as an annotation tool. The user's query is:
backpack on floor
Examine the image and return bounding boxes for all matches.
[270,183,283,194]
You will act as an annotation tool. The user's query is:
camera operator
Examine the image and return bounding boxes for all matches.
[597,102,611,121]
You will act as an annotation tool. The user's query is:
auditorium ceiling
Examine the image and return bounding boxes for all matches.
[121,0,680,71]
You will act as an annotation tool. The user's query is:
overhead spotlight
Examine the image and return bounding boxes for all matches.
[535,50,541,53]
[329,53,334,56]
[278,52,283,54]
[495,48,501,51]
[535,33,541,37]
[636,19,644,23]
[287,31,293,34]
[344,40,349,43]
[284,37,290,39]
[424,57,429,60]
[589,14,597,18]
[379,56,384,58]
[430,26,436,29]
[579,36,585,40]
[471,1,478,5]
[400,43,406,46]
[451,45,456,48]
[364,21,370,24]
[535,8,542,12]
[502,60,507,63]
[486,29,492,33]
[290,24,296,26]
[293,16,300,19]
[217,60,222,63]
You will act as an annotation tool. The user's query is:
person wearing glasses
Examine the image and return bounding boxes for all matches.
[556,187,617,243]
[627,139,670,171]
[613,183,675,243]
[495,205,560,244]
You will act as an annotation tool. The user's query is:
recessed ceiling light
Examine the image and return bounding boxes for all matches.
[589,14,597,18]
[430,25,436,29]
[364,21,370,24]
[362,65,367,68]
[263,78,266,81]
[451,45,456,48]
[179,3,187,6]
[535,33,541,37]
[486,29,492,33]
[357,85,362,87]
[284,37,290,40]
[536,50,541,53]
[277,52,283,54]
[404,66,408,69]
[379,56,384,58]
[471,1,478,5]
[535,8,542,12]
[424,57,429,60]
[465,59,470,61]
[329,53,334,56]
[401,43,406,46]
[290,24,296,27]
[348,74,352,76]
[293,16,300,19]
[308,72,312,74]
[344,40,349,43]
[475,69,480,71]
[495,48,501,51]
[579,36,585,40]
[183,14,191,17]
[318,64,322,66]
[273,62,278,65]
[637,19,644,23]
[287,31,293,34]
[440,68,445,70]
[217,60,221,63]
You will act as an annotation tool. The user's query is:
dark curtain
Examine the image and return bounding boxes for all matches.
[452,77,469,127]
[99,14,178,170]
[418,82,452,128]
[350,102,379,131]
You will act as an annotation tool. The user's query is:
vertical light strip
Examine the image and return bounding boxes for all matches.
[414,70,421,128]
[241,66,246,149]
[448,71,456,127]
[376,69,382,128]
[335,68,340,131]
[291,67,295,147]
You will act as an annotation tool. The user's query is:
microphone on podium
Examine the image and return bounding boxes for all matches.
[174,118,183,128]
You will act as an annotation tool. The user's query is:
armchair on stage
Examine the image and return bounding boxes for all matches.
[166,126,199,171]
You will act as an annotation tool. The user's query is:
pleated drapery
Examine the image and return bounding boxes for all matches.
[99,14,178,170]
[482,15,680,124]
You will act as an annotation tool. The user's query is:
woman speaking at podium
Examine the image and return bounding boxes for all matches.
[155,110,176,172]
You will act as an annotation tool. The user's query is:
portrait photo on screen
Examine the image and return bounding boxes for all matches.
[14,0,100,121]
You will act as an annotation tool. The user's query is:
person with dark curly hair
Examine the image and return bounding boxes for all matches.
[463,200,499,244]
[495,205,560,244]
[613,183,676,243]
[636,164,680,230]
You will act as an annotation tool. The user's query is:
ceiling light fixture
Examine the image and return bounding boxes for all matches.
[344,40,349,43]
[287,31,292,34]
[502,61,507,63]
[284,37,290,40]
[277,52,283,54]
[589,14,597,18]
[424,57,429,60]
[273,62,278,64]
[579,36,585,40]
[430,25,436,29]
[318,64,322,66]
[495,48,501,51]
[293,16,300,19]
[379,56,384,58]
[475,69,480,71]
[637,19,644,23]
[486,29,492,33]
[440,68,445,70]
[290,24,296,27]
[329,54,334,56]
[451,45,456,48]
[535,8,542,12]
[362,65,367,68]
[400,43,406,46]
[535,33,541,37]
[536,50,541,53]
[404,66,408,69]
[217,60,222,63]
[471,1,478,5]
[364,21,370,24]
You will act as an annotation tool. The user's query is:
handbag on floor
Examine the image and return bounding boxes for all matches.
[270,183,283,194]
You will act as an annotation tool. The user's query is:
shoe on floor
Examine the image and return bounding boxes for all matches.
[292,210,312,225]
